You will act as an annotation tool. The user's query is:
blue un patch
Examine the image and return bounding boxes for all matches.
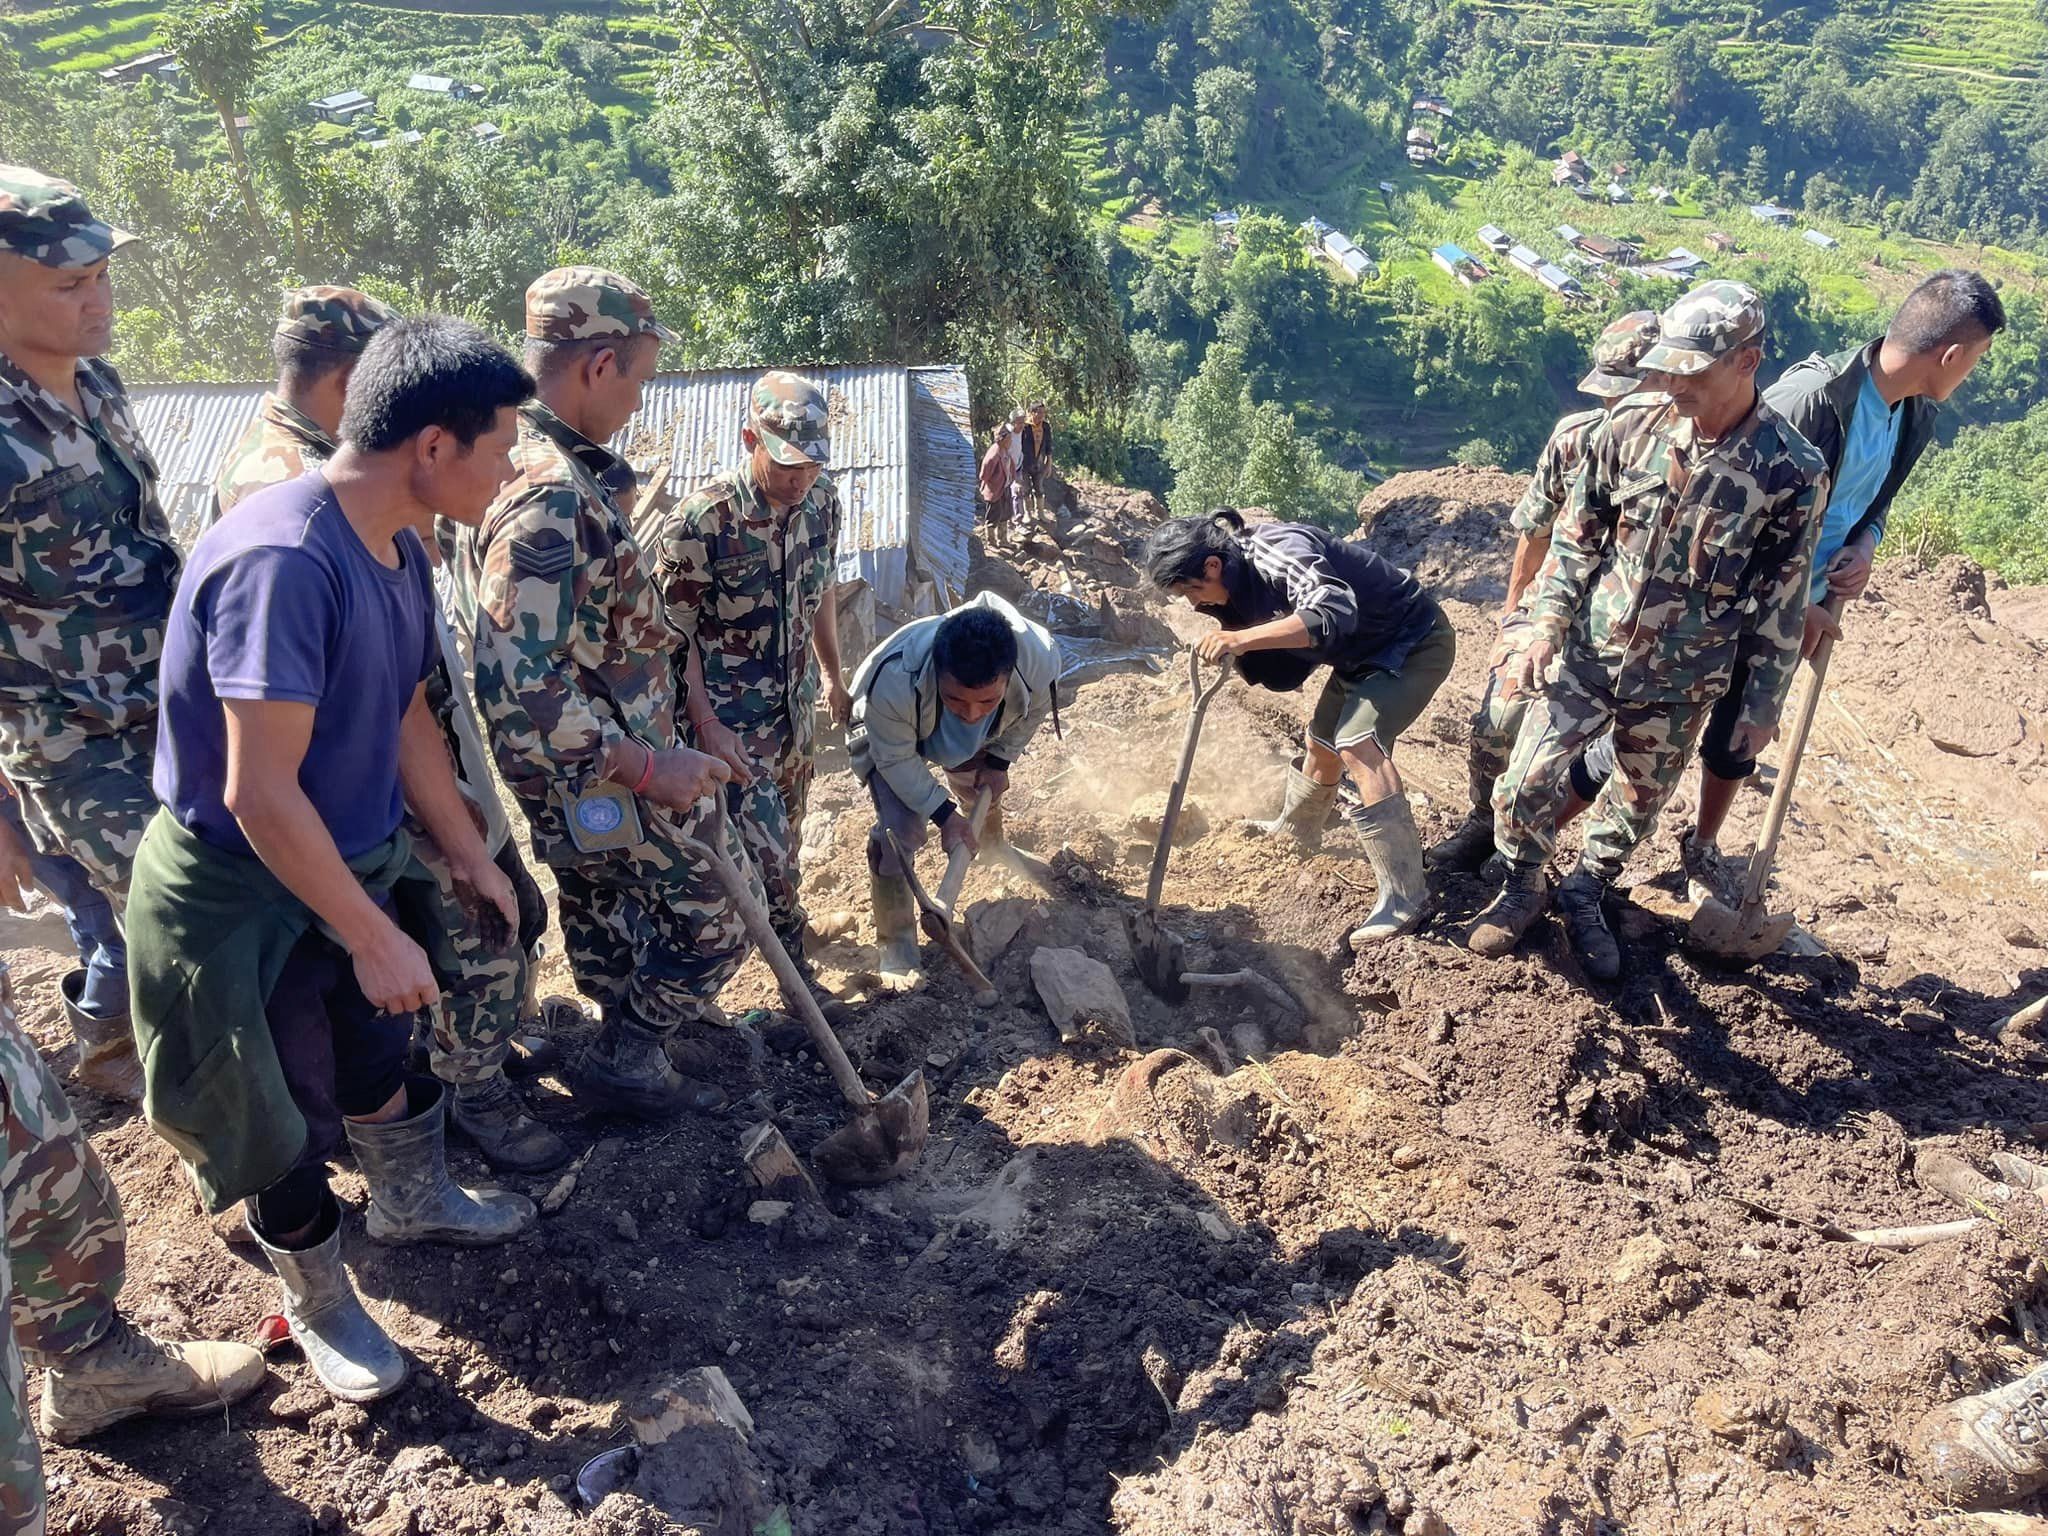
[576,797,625,835]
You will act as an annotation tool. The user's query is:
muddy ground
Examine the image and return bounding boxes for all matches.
[17,468,2048,1536]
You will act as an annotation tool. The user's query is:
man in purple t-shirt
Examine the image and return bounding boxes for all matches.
[133,318,538,1404]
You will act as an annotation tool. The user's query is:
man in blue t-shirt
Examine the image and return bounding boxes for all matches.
[132,317,539,1405]
[1562,270,2005,867]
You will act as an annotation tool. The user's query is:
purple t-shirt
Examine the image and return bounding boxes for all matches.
[155,470,437,859]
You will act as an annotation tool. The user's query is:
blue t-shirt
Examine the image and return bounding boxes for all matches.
[155,471,438,859]
[1810,373,1900,603]
[926,704,997,770]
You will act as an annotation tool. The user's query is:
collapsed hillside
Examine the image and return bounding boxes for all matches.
[10,468,2048,1536]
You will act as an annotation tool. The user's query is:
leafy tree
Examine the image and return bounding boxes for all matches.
[161,0,267,234]
[1192,66,1255,186]
[1892,401,2048,579]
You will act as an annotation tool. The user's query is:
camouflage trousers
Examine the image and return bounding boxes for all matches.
[551,796,765,1035]
[1492,663,1707,883]
[1465,662,1529,818]
[8,726,156,908]
[0,973,126,1536]
[733,752,815,955]
[394,821,530,1088]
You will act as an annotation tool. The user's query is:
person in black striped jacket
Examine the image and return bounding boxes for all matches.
[1143,509,1456,948]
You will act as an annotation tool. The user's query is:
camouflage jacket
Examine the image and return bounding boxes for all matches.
[463,400,672,863]
[653,460,841,769]
[209,394,335,525]
[1511,407,1605,539]
[0,351,179,778]
[1529,393,1828,731]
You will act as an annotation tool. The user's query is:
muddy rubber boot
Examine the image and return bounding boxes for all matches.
[1249,761,1341,851]
[250,1199,407,1403]
[345,1080,535,1246]
[1426,810,1498,873]
[871,872,926,992]
[39,1311,267,1443]
[1912,1359,2048,1509]
[61,970,143,1104]
[1345,795,1429,948]
[451,1073,571,1175]
[1556,868,1621,981]
[576,1017,726,1118]
[1469,864,1550,957]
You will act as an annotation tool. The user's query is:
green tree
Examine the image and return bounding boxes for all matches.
[1892,401,2048,579]
[161,0,268,234]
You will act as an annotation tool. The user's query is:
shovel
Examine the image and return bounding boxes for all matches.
[1126,649,1235,1001]
[1689,596,1842,964]
[884,798,1000,1006]
[695,795,928,1185]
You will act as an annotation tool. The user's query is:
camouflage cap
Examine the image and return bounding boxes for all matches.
[524,265,675,345]
[750,370,828,467]
[0,164,135,269]
[1578,309,1660,398]
[1637,281,1766,377]
[275,285,400,354]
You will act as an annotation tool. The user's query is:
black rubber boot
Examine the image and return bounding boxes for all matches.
[1426,811,1498,873]
[1555,868,1621,981]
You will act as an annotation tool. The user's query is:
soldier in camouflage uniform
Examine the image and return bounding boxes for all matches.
[1428,311,1661,874]
[0,167,182,1103]
[208,286,400,522]
[653,372,852,1008]
[464,268,762,1118]
[1470,282,1828,980]
[0,963,266,1530]
[204,286,565,1171]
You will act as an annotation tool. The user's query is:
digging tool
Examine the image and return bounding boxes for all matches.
[936,788,994,917]
[1689,596,1842,964]
[695,796,927,1185]
[1126,649,1235,1001]
[885,827,1000,1006]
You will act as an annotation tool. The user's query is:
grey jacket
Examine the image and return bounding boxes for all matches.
[847,592,1061,821]
[1762,337,1938,551]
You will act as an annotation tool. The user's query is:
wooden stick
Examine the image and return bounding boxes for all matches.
[1840,1217,1982,1250]
[936,788,993,917]
[1999,995,2048,1045]
[1178,968,1301,1015]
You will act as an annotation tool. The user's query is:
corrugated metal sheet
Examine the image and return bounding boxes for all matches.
[130,363,975,618]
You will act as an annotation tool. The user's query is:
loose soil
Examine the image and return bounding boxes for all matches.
[15,469,2048,1536]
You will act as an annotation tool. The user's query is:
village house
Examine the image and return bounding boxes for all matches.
[1802,228,1840,250]
[1431,243,1490,286]
[407,74,481,101]
[1476,225,1513,254]
[309,90,375,126]
[1749,203,1796,228]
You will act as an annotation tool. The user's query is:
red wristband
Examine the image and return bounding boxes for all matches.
[631,744,656,796]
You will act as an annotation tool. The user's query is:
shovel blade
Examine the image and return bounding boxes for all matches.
[813,1071,930,1186]
[1687,893,1796,964]
[1125,908,1189,1003]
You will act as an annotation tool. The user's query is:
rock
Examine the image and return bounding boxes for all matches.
[1029,946,1132,1044]
[1389,1145,1427,1171]
[498,1310,531,1344]
[2007,923,2044,950]
[810,910,858,943]
[1196,1211,1236,1242]
[614,1210,640,1243]
[1611,1233,1674,1287]
[1408,1511,1449,1536]
[747,1200,792,1226]
[970,898,1035,968]
[1124,792,1209,847]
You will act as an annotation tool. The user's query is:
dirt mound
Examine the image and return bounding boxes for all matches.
[14,466,2048,1535]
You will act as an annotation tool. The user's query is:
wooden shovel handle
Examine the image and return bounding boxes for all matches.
[694,796,872,1115]
[936,787,993,915]
[1144,650,1234,912]
[1738,595,1843,909]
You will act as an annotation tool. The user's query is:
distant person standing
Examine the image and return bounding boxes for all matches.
[0,166,183,1102]
[980,423,1016,546]
[1019,400,1054,520]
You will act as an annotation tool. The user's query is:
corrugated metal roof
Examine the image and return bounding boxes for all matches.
[130,362,975,618]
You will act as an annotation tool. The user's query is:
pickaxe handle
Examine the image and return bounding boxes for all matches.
[1736,595,1843,912]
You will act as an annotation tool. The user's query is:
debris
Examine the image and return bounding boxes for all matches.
[1029,946,1133,1044]
[810,910,858,943]
[1125,791,1210,847]
[1842,1217,1982,1249]
[1195,1026,1234,1076]
[614,1210,640,1243]
[2000,995,2048,1046]
[540,1143,600,1216]
[747,1201,792,1226]
[1178,969,1304,1018]
[2006,924,2044,950]
[1388,1145,1427,1171]
[969,898,1034,968]
[1611,1233,1674,1286]
[630,1367,754,1444]
[740,1121,822,1204]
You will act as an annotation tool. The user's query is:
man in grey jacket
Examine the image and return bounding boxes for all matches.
[848,593,1061,990]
